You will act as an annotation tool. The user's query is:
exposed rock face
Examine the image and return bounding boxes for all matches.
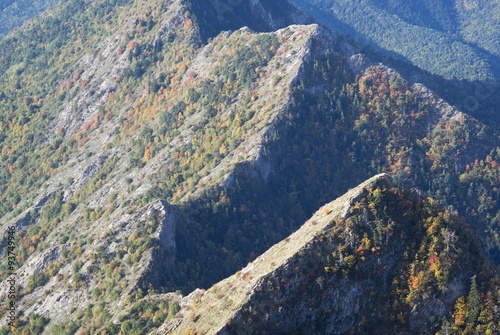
[138,200,178,288]
[153,201,177,268]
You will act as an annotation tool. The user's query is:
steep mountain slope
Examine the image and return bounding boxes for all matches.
[0,0,325,332]
[290,0,500,81]
[0,0,499,334]
[0,0,61,39]
[161,174,499,335]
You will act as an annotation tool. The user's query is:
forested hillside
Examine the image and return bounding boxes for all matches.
[0,0,61,39]
[291,0,500,80]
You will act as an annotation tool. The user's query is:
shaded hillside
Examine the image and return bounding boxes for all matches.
[165,175,498,335]
[185,0,310,41]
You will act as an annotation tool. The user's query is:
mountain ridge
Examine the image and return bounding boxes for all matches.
[156,173,395,334]
[0,3,332,329]
[159,173,498,335]
[0,0,499,334]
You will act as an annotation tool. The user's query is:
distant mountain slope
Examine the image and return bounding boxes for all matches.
[186,0,309,41]
[290,0,500,80]
[376,0,458,33]
[0,0,60,39]
[165,174,499,335]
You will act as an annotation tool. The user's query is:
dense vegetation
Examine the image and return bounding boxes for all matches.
[0,0,136,216]
[291,0,500,80]
[0,0,61,39]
